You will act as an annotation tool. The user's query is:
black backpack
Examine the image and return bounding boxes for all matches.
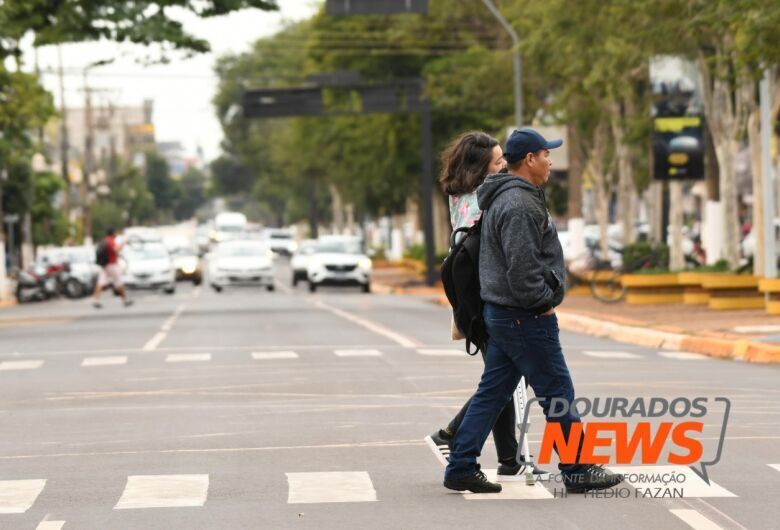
[441,220,488,356]
[95,239,110,267]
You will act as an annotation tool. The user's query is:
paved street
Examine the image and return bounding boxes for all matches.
[0,259,778,530]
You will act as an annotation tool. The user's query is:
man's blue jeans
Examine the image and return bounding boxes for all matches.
[445,303,582,480]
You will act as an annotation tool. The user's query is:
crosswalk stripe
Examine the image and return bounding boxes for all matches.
[608,466,737,498]
[0,360,44,371]
[286,471,377,503]
[463,469,553,501]
[582,351,642,359]
[252,351,299,360]
[36,521,66,530]
[333,349,382,357]
[0,479,46,514]
[417,349,464,357]
[659,351,708,360]
[114,474,209,509]
[768,464,780,473]
[165,353,211,363]
[81,356,128,367]
[669,509,723,530]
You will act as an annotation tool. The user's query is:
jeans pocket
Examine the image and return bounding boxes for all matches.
[486,317,515,330]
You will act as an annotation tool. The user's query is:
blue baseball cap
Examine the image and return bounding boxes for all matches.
[504,128,563,164]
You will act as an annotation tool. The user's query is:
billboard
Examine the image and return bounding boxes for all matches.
[650,56,705,180]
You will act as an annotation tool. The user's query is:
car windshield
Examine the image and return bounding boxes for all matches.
[316,240,362,254]
[218,243,268,257]
[270,233,292,240]
[171,247,198,257]
[125,245,169,260]
[218,225,245,233]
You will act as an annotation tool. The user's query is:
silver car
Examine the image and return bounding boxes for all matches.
[209,240,275,293]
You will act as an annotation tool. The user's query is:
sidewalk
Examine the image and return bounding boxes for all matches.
[372,265,780,364]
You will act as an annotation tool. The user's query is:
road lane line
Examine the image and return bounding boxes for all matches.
[0,479,46,514]
[165,353,211,363]
[769,464,780,473]
[0,360,44,371]
[313,300,421,348]
[659,351,708,360]
[417,349,464,357]
[252,351,299,360]
[142,332,167,352]
[114,474,209,509]
[36,520,65,530]
[334,349,383,357]
[81,356,128,367]
[582,350,642,359]
[161,304,186,332]
[287,471,376,504]
[669,509,723,530]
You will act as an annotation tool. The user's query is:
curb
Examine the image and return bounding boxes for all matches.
[373,282,780,364]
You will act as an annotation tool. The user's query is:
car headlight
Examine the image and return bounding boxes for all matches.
[358,257,372,270]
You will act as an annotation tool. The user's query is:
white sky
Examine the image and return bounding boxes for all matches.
[18,1,322,162]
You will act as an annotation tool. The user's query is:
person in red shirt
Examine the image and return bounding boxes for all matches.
[93,227,133,308]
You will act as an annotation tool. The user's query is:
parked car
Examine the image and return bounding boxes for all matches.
[265,228,298,256]
[209,240,275,293]
[35,246,100,298]
[306,236,371,293]
[121,242,176,294]
[170,245,203,284]
[290,239,317,286]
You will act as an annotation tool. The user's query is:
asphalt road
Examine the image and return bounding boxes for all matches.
[0,258,778,530]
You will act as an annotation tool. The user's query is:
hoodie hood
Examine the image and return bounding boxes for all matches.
[476,173,540,211]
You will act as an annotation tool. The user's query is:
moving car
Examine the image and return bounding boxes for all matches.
[290,239,317,286]
[170,245,203,284]
[211,212,247,244]
[306,236,371,293]
[121,242,176,294]
[265,228,298,256]
[209,240,275,293]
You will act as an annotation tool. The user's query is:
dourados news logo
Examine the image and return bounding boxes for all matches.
[520,396,731,485]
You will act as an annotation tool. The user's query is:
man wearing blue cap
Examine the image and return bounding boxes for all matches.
[442,128,624,494]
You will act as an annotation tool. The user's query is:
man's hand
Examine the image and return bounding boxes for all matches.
[542,307,556,316]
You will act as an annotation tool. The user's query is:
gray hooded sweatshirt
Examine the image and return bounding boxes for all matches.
[476,173,566,314]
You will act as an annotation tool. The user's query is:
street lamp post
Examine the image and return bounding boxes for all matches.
[481,0,522,128]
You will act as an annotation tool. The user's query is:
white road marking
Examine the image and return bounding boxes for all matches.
[582,350,642,359]
[286,471,377,504]
[768,463,780,473]
[165,353,211,363]
[81,356,128,367]
[463,469,553,500]
[252,351,299,360]
[732,324,780,334]
[192,287,202,298]
[36,520,66,530]
[142,304,186,351]
[314,300,421,348]
[114,474,209,509]
[0,360,44,371]
[0,479,46,514]
[659,351,708,361]
[669,509,724,530]
[417,349,464,357]
[142,332,167,352]
[334,349,383,357]
[609,466,737,498]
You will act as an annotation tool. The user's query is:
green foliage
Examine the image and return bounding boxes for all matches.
[31,171,69,246]
[174,167,208,220]
[623,242,670,273]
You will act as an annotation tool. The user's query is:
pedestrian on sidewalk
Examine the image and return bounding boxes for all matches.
[442,128,624,494]
[93,227,133,309]
[425,130,547,480]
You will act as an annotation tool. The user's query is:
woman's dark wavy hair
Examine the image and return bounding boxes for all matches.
[438,131,499,196]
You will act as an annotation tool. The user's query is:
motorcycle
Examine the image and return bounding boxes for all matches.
[15,262,86,303]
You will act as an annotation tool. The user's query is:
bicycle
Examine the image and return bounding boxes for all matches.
[587,245,671,303]
[565,242,621,302]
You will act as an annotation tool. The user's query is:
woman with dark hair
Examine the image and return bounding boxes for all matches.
[426,131,548,480]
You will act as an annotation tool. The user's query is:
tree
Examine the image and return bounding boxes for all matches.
[174,167,208,220]
[145,151,181,215]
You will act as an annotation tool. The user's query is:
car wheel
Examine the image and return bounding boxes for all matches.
[64,278,85,299]
[292,277,298,287]
[212,284,222,293]
[308,281,317,293]
[193,277,202,286]
[164,286,176,295]
[362,283,371,294]
[266,284,275,292]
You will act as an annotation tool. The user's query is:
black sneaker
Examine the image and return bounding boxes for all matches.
[93,301,103,309]
[424,430,452,466]
[563,465,624,493]
[123,299,134,307]
[497,455,551,481]
[444,468,502,494]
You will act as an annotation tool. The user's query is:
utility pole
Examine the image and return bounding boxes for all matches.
[57,46,71,217]
[481,0,522,128]
[82,69,95,244]
[760,69,777,279]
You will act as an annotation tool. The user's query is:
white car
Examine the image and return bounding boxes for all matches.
[265,229,298,255]
[209,240,275,292]
[121,242,176,294]
[306,237,372,293]
[37,246,100,297]
[290,239,318,286]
